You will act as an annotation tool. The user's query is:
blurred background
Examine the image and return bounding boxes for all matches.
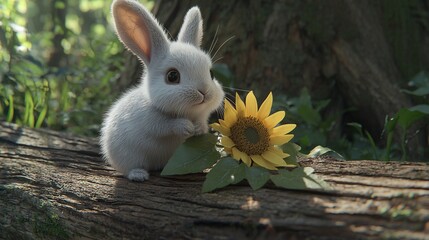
[1,0,428,161]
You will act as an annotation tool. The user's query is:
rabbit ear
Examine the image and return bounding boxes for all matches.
[112,0,169,65]
[177,6,203,48]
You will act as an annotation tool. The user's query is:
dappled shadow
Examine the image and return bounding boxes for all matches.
[1,122,416,239]
[107,166,361,239]
[0,122,24,145]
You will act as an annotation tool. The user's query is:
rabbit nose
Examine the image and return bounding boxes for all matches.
[199,89,209,96]
[198,90,207,103]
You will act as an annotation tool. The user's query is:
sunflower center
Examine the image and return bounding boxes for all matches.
[245,127,260,144]
[230,116,270,155]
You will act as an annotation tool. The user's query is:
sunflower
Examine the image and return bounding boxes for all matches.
[210,91,296,170]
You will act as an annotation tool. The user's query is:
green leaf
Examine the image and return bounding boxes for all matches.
[6,94,14,122]
[270,167,331,191]
[403,71,429,96]
[281,142,301,165]
[384,115,399,133]
[244,166,270,190]
[402,86,429,96]
[315,99,331,112]
[396,108,426,130]
[297,88,321,126]
[364,130,379,160]
[347,122,363,136]
[347,122,380,159]
[24,91,35,128]
[307,145,344,160]
[409,104,429,115]
[161,133,220,176]
[202,157,245,193]
[35,104,48,128]
[407,71,429,88]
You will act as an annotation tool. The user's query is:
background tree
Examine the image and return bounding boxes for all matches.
[118,0,429,159]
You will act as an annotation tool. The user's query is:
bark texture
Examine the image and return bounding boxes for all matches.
[1,122,429,240]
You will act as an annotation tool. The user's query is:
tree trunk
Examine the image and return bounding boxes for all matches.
[1,122,428,239]
[116,0,428,156]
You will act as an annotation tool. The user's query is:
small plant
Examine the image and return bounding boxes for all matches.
[273,88,333,153]
[342,71,429,161]
[388,71,429,160]
[0,0,124,136]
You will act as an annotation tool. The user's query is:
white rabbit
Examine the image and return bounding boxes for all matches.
[100,0,224,181]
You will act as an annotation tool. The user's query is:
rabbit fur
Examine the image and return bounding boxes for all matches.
[100,0,224,181]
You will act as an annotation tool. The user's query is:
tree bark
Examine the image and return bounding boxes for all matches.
[1,122,428,239]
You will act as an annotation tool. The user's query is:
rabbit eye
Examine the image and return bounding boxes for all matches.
[210,69,214,80]
[166,69,180,84]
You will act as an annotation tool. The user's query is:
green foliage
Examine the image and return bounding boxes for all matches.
[202,157,245,193]
[306,145,344,160]
[275,88,332,152]
[274,88,356,158]
[0,0,157,136]
[270,167,331,191]
[347,122,383,160]
[163,134,330,193]
[0,185,70,239]
[386,71,429,161]
[34,213,70,240]
[280,142,301,164]
[161,134,220,176]
[273,77,429,161]
[244,166,270,190]
[406,71,429,91]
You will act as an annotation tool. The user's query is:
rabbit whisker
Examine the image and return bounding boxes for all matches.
[212,36,235,60]
[215,106,224,118]
[224,93,235,104]
[212,57,223,64]
[208,26,219,56]
[222,86,250,93]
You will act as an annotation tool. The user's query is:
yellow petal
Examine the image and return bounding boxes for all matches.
[264,111,285,129]
[245,91,258,117]
[232,147,251,167]
[262,151,288,167]
[241,152,252,167]
[271,124,296,136]
[258,92,273,119]
[224,147,232,154]
[210,123,231,136]
[230,147,241,161]
[235,92,246,118]
[270,146,290,159]
[270,134,294,145]
[250,155,278,170]
[221,136,236,148]
[219,119,232,128]
[224,99,238,125]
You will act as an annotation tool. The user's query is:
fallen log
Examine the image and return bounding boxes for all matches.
[0,122,428,239]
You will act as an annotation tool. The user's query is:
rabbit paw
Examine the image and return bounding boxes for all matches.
[174,119,195,138]
[194,121,209,135]
[127,168,150,182]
